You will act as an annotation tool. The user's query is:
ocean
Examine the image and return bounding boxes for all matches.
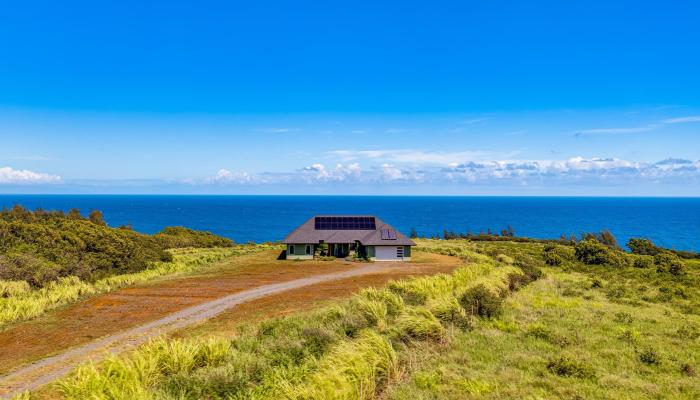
[1,195,699,251]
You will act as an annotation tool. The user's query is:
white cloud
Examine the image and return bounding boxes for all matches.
[661,115,700,124]
[198,156,700,188]
[0,166,62,184]
[380,164,404,181]
[206,169,254,184]
[302,163,362,182]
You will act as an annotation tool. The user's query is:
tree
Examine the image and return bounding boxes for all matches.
[89,210,106,226]
[409,227,418,239]
[67,209,82,220]
[574,239,612,265]
[627,238,659,256]
[599,230,619,249]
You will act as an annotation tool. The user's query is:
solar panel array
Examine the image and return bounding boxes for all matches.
[315,216,376,230]
[380,229,397,240]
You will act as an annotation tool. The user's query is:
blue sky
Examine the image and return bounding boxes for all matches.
[1,0,699,195]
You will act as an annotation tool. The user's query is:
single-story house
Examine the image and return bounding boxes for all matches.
[282,215,416,261]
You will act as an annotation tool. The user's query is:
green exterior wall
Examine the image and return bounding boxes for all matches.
[365,245,375,257]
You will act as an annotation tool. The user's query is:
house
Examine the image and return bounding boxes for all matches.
[282,215,416,261]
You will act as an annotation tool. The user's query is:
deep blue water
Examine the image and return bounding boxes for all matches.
[1,195,699,252]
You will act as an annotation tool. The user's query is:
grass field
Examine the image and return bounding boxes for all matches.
[385,240,700,399]
[17,238,700,399]
[0,244,276,328]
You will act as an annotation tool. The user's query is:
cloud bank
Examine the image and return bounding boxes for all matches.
[0,166,62,184]
[201,156,700,187]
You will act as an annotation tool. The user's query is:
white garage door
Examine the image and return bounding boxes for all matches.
[375,246,403,261]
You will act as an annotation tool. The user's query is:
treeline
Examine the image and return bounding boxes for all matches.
[410,225,699,260]
[0,205,233,287]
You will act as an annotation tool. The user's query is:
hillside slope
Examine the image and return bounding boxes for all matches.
[0,205,233,286]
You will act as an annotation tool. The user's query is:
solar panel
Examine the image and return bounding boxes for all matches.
[315,217,376,230]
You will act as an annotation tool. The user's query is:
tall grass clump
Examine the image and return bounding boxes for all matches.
[284,330,398,400]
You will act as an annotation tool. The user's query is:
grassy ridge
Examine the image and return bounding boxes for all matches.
[53,245,537,399]
[384,240,700,399]
[0,245,275,328]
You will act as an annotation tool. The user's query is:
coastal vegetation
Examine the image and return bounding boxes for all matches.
[0,205,234,287]
[47,236,699,399]
[0,205,270,328]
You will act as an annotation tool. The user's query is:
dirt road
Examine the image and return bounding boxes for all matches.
[0,263,391,398]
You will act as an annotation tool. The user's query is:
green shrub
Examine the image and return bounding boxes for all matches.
[426,295,468,328]
[543,251,563,266]
[575,239,611,265]
[614,311,634,324]
[654,252,685,276]
[507,272,530,292]
[628,238,660,256]
[575,239,628,267]
[301,327,336,357]
[459,284,503,318]
[680,363,696,377]
[638,346,662,365]
[633,255,654,269]
[546,356,594,378]
[515,259,544,282]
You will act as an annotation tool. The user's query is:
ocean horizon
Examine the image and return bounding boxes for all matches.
[2,195,699,252]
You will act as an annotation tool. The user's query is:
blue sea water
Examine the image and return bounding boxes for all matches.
[1,195,699,252]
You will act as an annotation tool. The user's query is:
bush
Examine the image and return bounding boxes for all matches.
[543,252,563,266]
[575,239,628,267]
[515,259,544,282]
[633,255,654,269]
[680,363,696,377]
[638,346,662,365]
[653,252,685,276]
[575,239,611,265]
[628,238,659,256]
[459,284,503,318]
[546,356,594,378]
[507,272,530,292]
[598,230,619,248]
[301,327,336,357]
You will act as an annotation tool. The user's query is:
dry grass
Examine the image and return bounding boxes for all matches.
[0,250,459,376]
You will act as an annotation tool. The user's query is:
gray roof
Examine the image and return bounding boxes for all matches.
[282,215,416,246]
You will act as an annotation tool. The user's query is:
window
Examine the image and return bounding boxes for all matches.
[306,245,311,255]
[396,246,404,258]
[288,245,294,255]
